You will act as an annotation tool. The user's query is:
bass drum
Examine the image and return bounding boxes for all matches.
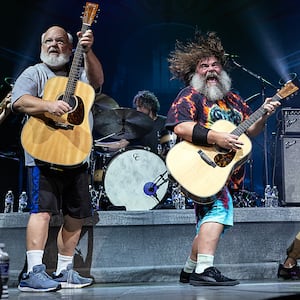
[103,147,169,210]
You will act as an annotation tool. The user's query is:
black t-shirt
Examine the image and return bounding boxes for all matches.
[132,115,167,153]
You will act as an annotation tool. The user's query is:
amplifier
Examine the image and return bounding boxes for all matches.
[282,108,300,134]
[281,136,300,204]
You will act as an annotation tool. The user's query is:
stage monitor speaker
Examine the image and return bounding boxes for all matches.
[281,135,300,204]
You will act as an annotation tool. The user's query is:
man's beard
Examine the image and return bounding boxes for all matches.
[191,70,232,102]
[40,51,70,68]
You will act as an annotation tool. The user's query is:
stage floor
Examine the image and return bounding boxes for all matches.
[6,280,300,300]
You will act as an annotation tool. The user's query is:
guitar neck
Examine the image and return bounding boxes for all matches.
[61,1,99,103]
[231,79,300,137]
[231,93,282,137]
[63,23,91,102]
[232,106,265,136]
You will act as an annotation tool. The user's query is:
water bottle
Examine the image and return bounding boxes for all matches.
[4,191,14,213]
[0,272,2,299]
[0,243,9,299]
[18,191,28,213]
[264,184,273,207]
[271,186,279,207]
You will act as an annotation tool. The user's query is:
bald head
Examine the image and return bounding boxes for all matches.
[40,26,73,69]
[41,26,73,45]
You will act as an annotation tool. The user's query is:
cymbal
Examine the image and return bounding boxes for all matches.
[93,108,154,140]
[92,93,120,114]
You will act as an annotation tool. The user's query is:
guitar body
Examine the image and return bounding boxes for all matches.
[21,76,95,166]
[166,119,252,200]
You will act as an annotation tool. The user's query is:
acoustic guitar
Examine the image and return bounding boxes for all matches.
[21,2,99,166]
[166,80,299,203]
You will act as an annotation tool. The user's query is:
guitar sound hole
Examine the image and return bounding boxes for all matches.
[214,151,235,167]
[57,94,77,111]
[68,96,77,111]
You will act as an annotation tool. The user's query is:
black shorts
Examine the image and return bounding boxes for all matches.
[28,164,92,218]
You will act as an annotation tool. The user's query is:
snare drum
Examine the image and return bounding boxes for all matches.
[103,147,169,210]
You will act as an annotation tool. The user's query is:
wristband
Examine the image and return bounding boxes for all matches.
[192,124,210,146]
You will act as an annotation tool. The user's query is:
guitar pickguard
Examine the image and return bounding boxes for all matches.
[68,95,84,125]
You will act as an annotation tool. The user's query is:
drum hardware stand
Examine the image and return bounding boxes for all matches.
[246,157,254,192]
[143,170,169,202]
[89,184,100,210]
[229,57,278,187]
[157,131,163,156]
[232,189,262,207]
[171,182,186,209]
[88,147,110,211]
[89,147,96,186]
[89,182,108,211]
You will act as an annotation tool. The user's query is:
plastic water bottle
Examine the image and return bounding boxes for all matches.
[271,186,279,207]
[4,191,14,213]
[18,191,28,212]
[264,184,273,207]
[0,272,2,299]
[0,243,9,299]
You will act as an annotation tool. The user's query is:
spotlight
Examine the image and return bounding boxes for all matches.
[279,72,298,86]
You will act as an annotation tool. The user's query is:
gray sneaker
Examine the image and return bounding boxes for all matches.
[52,264,93,288]
[18,264,61,292]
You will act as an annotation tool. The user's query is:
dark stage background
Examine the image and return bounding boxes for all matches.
[1,0,300,205]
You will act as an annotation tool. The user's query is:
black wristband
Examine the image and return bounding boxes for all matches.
[192,124,210,146]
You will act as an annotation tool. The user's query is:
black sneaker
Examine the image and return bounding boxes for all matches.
[179,269,191,283]
[277,264,300,280]
[189,267,239,286]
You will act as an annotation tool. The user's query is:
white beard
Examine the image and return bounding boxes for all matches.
[40,50,70,68]
[191,71,232,102]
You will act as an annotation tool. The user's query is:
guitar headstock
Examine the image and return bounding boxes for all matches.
[82,2,99,26]
[277,80,299,100]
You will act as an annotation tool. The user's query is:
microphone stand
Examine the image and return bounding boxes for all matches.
[230,58,277,188]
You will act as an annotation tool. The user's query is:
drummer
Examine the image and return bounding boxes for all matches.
[131,90,168,154]
[92,90,173,156]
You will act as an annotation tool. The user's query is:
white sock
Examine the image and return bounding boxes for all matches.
[26,250,44,273]
[55,253,73,275]
[183,256,197,273]
[195,254,214,274]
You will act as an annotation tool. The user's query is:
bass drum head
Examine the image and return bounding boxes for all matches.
[104,148,168,210]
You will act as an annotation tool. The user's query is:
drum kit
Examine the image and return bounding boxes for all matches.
[89,94,186,211]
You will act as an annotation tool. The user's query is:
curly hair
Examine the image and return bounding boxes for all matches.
[132,90,160,114]
[168,31,227,86]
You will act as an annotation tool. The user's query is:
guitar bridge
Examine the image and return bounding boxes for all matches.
[47,119,74,130]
